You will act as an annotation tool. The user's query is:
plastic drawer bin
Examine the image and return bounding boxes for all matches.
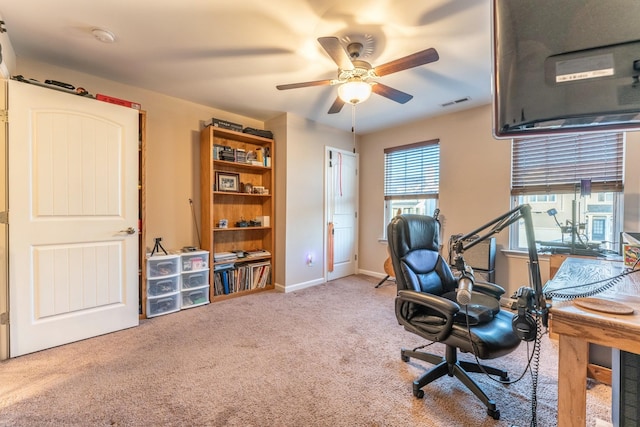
[147,293,180,317]
[181,270,210,289]
[147,254,180,278]
[181,286,210,309]
[181,251,209,271]
[147,274,180,297]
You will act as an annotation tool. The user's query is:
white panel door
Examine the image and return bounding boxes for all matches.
[326,148,358,281]
[8,80,139,357]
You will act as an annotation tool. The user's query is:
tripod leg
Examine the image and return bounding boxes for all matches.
[375,275,390,288]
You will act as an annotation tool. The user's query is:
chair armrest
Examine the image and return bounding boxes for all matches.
[395,290,458,342]
[473,281,506,299]
[397,290,460,315]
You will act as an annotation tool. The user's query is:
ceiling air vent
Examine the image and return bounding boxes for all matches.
[441,96,471,107]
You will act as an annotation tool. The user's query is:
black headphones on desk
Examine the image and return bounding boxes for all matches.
[512,286,537,341]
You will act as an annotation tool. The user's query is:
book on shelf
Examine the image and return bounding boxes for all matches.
[213,144,231,160]
[235,148,247,163]
[213,262,235,271]
[214,251,237,262]
[247,261,270,289]
[245,249,271,258]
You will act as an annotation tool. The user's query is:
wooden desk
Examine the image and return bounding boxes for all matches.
[547,258,640,426]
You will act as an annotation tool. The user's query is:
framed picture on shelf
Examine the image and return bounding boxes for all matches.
[215,172,240,192]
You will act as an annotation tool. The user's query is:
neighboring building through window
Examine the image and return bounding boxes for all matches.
[384,139,440,235]
[511,132,624,255]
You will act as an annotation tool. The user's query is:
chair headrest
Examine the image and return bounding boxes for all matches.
[388,214,440,259]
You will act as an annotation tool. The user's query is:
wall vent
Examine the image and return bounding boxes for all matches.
[441,96,471,107]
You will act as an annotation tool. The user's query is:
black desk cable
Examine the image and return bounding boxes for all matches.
[462,304,545,427]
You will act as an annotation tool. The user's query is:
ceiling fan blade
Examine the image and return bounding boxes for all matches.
[276,79,333,90]
[327,96,346,114]
[372,83,414,104]
[373,48,439,77]
[318,37,354,71]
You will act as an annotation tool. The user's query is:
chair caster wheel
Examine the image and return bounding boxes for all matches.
[413,388,424,399]
[487,408,500,420]
[500,374,510,382]
[401,352,410,363]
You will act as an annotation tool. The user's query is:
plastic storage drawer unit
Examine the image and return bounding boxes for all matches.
[181,270,210,289]
[147,274,180,297]
[181,286,210,309]
[147,293,180,317]
[181,250,209,271]
[147,254,180,278]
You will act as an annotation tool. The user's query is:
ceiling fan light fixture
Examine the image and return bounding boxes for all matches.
[338,80,372,105]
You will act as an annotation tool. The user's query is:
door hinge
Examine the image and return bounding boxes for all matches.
[0,312,8,325]
[0,211,7,224]
[0,110,7,124]
[354,254,358,261]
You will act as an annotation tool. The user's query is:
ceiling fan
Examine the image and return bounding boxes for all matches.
[276,36,439,114]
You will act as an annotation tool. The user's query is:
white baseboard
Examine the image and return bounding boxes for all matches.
[277,277,326,293]
[358,268,386,279]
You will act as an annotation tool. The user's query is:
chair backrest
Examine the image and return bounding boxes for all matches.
[387,214,457,295]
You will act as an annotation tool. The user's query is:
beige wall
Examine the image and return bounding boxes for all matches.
[358,104,640,295]
[268,113,354,291]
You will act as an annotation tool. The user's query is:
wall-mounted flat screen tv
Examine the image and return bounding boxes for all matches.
[493,0,640,137]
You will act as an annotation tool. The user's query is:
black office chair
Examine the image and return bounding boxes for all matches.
[387,214,521,420]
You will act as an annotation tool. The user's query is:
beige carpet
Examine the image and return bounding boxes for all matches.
[0,274,611,426]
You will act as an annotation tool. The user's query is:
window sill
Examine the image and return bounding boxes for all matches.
[502,249,551,261]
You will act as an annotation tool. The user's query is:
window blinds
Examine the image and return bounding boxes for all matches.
[511,132,624,195]
[384,139,439,200]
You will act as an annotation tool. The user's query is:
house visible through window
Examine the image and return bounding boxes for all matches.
[384,139,439,235]
[510,132,624,255]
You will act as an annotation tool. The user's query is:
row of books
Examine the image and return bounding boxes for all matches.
[213,261,271,296]
[213,145,246,163]
[212,144,269,167]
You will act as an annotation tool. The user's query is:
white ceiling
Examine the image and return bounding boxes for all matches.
[0,0,493,134]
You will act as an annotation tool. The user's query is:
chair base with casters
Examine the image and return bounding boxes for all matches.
[400,344,507,420]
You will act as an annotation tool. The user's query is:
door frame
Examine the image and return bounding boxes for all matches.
[0,79,8,360]
[324,146,359,281]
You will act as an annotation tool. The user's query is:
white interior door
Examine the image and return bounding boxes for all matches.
[326,147,358,281]
[8,80,139,357]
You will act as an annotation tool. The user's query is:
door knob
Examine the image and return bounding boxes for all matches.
[120,227,136,235]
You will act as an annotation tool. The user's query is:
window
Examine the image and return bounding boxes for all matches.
[384,139,439,234]
[511,132,624,254]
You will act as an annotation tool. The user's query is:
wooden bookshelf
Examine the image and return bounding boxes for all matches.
[200,126,274,301]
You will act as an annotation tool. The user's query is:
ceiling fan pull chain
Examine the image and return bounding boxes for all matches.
[351,103,357,148]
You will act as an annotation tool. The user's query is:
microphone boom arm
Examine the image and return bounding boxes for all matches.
[452,204,548,326]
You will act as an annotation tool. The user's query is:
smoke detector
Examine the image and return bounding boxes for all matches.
[91,28,116,43]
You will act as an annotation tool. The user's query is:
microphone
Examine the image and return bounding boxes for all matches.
[456,261,475,305]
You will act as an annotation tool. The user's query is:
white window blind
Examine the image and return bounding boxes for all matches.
[384,139,439,200]
[511,132,624,195]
